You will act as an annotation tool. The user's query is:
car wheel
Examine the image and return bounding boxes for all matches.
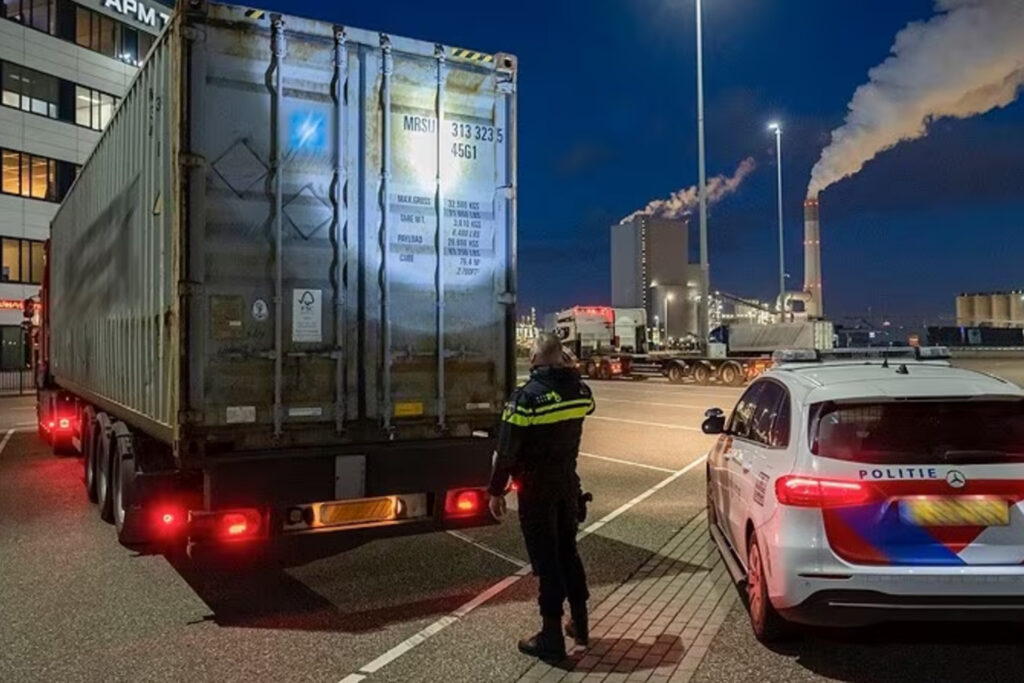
[746,533,790,643]
[692,364,712,385]
[667,364,685,384]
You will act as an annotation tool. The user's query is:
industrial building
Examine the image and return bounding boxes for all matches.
[610,215,701,341]
[955,291,1024,328]
[0,0,168,370]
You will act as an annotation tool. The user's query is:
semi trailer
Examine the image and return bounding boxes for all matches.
[35,1,518,556]
[553,306,833,386]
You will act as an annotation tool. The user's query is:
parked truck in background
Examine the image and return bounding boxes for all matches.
[35,1,517,557]
[553,307,834,386]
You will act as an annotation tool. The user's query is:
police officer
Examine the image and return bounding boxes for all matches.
[488,332,595,661]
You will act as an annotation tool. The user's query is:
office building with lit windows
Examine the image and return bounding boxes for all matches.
[0,0,170,369]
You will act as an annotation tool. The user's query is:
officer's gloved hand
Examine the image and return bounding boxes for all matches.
[577,492,593,524]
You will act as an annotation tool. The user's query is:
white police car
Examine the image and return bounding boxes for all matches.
[702,347,1024,641]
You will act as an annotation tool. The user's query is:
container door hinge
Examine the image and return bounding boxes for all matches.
[181,153,206,169]
[497,185,514,200]
[178,281,202,297]
[182,26,206,42]
[498,292,516,305]
[496,80,515,95]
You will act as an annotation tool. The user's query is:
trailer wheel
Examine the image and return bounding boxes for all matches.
[112,423,146,546]
[719,362,744,387]
[598,362,613,381]
[666,363,686,384]
[96,416,115,523]
[692,363,712,386]
[82,408,98,503]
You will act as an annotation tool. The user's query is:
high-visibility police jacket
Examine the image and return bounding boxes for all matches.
[487,366,596,498]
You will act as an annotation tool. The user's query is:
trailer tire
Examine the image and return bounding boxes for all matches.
[82,407,98,503]
[692,363,712,386]
[666,363,686,384]
[597,362,612,381]
[719,362,744,387]
[96,415,115,523]
[112,423,147,546]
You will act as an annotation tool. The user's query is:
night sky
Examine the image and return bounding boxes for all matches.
[251,0,1024,325]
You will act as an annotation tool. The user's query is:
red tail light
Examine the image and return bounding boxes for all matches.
[775,476,875,508]
[151,506,186,537]
[58,418,71,430]
[189,508,263,541]
[444,489,484,518]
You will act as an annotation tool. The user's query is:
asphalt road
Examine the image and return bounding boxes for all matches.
[4,372,1024,683]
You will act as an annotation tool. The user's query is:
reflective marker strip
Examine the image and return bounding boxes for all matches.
[336,454,708,682]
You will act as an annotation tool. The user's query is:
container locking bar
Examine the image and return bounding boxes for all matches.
[434,44,447,431]
[379,35,394,433]
[270,14,286,437]
[331,26,349,434]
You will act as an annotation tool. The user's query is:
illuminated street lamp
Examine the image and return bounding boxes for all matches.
[695,0,709,345]
[769,121,785,321]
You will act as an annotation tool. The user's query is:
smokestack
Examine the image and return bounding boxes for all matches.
[803,198,823,319]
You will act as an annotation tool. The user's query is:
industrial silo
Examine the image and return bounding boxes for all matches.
[955,294,974,327]
[973,293,993,326]
[1011,292,1024,328]
[992,293,1012,328]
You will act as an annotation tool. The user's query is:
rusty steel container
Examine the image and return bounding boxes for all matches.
[48,1,518,454]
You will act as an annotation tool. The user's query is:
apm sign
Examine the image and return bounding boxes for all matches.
[102,0,170,30]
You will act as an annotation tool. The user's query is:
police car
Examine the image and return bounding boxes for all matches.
[702,347,1024,641]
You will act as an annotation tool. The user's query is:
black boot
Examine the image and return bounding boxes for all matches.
[518,616,566,661]
[565,604,589,647]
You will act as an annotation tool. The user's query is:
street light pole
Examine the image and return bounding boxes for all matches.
[695,0,709,347]
[664,293,674,346]
[769,122,785,321]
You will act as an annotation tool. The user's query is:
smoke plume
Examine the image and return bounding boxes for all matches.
[621,157,756,224]
[808,0,1024,197]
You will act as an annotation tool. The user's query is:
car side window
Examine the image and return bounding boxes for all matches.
[729,382,765,441]
[768,391,791,449]
[749,382,784,447]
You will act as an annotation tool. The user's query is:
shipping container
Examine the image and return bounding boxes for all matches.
[39,1,517,550]
[722,321,834,354]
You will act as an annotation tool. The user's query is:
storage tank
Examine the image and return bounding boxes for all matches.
[955,294,974,327]
[972,294,993,326]
[991,293,1012,328]
[1011,292,1024,327]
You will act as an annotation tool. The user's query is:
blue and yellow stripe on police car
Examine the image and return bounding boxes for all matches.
[502,398,595,426]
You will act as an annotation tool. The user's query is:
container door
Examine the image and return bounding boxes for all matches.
[362,45,515,430]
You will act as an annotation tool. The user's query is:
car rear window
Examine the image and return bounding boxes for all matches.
[810,400,1024,464]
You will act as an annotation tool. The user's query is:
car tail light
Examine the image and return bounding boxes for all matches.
[58,418,71,430]
[444,489,484,518]
[775,476,875,508]
[190,508,263,541]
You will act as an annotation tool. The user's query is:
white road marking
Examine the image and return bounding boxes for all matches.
[588,416,701,432]
[336,454,709,682]
[0,429,12,456]
[595,397,710,410]
[579,451,676,473]
[446,530,527,569]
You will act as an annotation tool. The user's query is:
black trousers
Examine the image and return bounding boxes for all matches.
[518,491,590,618]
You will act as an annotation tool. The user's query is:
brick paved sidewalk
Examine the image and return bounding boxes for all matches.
[519,510,737,683]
